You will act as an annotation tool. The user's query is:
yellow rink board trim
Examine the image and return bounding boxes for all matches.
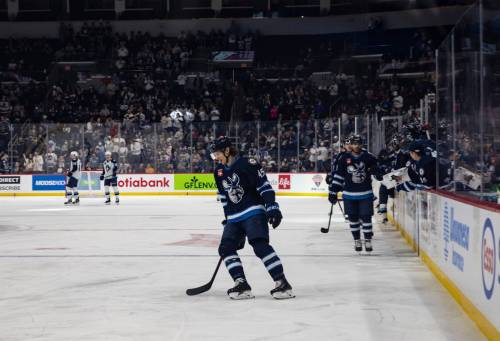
[0,192,328,197]
[387,213,500,340]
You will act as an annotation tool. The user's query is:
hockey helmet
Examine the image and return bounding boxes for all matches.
[210,136,232,153]
[350,135,363,145]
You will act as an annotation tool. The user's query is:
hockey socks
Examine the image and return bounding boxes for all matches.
[223,253,246,281]
[349,219,361,240]
[253,241,284,282]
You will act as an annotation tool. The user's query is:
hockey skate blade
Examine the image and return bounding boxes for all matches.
[271,290,295,300]
[229,291,255,300]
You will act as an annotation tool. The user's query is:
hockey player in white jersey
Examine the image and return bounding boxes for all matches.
[100,151,120,204]
[65,151,81,205]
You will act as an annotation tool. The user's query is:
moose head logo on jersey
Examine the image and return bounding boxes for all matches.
[222,173,245,203]
[347,161,366,184]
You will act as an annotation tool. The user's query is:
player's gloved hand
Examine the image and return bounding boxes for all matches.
[325,174,333,185]
[100,175,104,181]
[328,192,338,205]
[265,203,282,229]
[112,176,118,183]
[396,183,405,192]
[67,172,73,177]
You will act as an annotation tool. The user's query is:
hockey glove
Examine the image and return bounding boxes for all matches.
[100,175,104,181]
[328,192,338,205]
[67,172,73,177]
[325,174,333,185]
[265,203,282,229]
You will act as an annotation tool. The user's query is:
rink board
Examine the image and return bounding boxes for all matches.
[0,173,329,197]
[390,190,500,339]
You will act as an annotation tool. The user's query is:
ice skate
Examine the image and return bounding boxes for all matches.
[228,278,254,300]
[270,278,295,299]
[364,239,373,252]
[354,239,363,253]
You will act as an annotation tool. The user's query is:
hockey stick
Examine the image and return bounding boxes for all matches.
[320,203,334,233]
[337,201,345,216]
[186,257,223,296]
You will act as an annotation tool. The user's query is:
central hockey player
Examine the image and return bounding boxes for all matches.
[210,136,294,300]
[329,135,381,252]
[100,151,120,205]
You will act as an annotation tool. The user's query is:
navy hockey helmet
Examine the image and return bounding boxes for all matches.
[408,141,423,154]
[350,134,363,145]
[210,136,232,153]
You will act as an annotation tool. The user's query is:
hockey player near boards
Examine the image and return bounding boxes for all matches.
[328,135,381,252]
[378,137,410,222]
[326,136,351,186]
[396,140,450,192]
[210,136,294,300]
[64,151,82,205]
[100,151,120,204]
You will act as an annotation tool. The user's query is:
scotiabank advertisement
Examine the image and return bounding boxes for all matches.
[117,174,173,193]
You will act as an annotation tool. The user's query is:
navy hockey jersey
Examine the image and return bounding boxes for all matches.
[329,150,380,200]
[398,155,436,191]
[214,157,275,223]
[377,149,392,175]
[390,149,410,171]
[331,151,347,175]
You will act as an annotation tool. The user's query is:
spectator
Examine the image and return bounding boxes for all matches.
[33,152,44,173]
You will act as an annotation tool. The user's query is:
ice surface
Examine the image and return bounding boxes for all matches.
[0,196,484,340]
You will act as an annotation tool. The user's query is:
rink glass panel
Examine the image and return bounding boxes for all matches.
[436,2,500,202]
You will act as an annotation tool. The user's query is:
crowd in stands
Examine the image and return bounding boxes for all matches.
[1,20,498,200]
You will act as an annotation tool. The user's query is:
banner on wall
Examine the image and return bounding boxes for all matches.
[32,175,66,191]
[79,173,101,191]
[173,174,217,191]
[117,174,173,192]
[0,175,22,192]
[394,190,500,333]
[0,173,330,195]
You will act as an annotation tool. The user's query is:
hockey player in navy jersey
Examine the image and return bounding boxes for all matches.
[64,151,82,205]
[396,140,451,192]
[100,151,120,205]
[377,137,410,222]
[326,136,351,222]
[328,135,381,252]
[210,136,294,300]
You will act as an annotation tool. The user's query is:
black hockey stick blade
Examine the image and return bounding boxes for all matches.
[320,203,334,233]
[186,257,223,296]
